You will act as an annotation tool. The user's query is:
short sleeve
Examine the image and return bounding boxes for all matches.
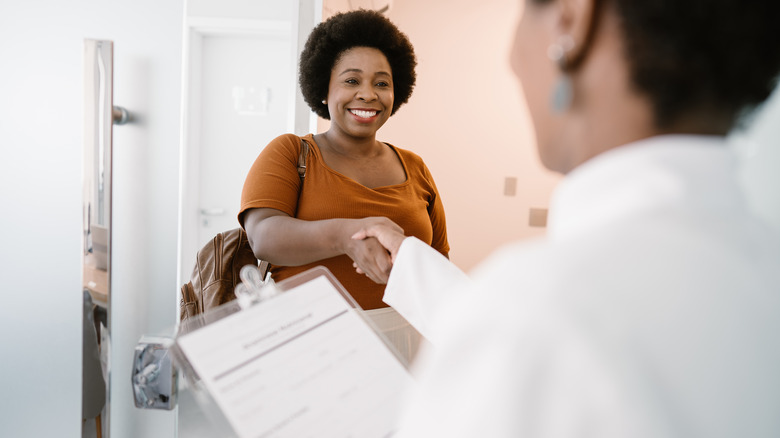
[238,133,303,226]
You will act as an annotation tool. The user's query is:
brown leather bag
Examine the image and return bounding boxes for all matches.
[179,228,269,322]
[179,138,309,323]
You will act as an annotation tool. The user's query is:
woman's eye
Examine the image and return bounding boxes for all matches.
[345,79,358,85]
[376,81,389,87]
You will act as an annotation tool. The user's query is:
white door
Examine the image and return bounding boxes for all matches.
[178,0,321,286]
[196,34,293,245]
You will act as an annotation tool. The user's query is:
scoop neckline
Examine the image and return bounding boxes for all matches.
[303,134,411,190]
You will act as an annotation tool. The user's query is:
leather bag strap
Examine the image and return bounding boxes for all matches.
[298,138,309,181]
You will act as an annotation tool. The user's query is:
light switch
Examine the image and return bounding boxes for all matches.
[529,208,548,227]
[504,177,517,196]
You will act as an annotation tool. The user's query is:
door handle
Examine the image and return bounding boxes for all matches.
[200,208,226,216]
[132,336,177,410]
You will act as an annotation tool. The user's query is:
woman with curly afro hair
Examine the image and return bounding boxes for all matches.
[239,10,448,363]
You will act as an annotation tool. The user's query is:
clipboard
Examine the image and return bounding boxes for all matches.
[172,266,413,438]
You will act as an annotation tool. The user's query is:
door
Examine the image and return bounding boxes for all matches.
[178,0,321,287]
[196,33,293,245]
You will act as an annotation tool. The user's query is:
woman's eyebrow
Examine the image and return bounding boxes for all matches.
[338,68,363,75]
[338,68,391,77]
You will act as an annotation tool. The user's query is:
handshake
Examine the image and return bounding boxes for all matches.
[347,217,408,285]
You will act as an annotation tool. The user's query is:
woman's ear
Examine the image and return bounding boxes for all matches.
[556,0,600,71]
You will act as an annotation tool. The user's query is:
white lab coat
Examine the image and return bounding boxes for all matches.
[385,135,780,438]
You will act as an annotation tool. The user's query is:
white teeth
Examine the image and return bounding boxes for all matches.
[350,109,377,118]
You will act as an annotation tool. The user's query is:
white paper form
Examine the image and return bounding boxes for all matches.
[176,273,413,438]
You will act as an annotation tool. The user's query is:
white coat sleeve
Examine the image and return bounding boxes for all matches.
[382,237,470,341]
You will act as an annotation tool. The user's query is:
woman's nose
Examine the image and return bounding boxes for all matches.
[356,84,377,101]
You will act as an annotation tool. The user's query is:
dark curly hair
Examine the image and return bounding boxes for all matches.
[536,0,780,129]
[298,10,417,120]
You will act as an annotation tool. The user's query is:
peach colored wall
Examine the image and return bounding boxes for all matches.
[320,0,562,271]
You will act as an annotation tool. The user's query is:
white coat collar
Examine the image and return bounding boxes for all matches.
[546,135,742,242]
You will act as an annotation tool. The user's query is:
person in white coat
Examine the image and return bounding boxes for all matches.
[351,0,780,436]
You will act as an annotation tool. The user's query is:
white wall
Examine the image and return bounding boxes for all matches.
[0,1,183,437]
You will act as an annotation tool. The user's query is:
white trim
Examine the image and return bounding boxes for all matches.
[186,16,292,36]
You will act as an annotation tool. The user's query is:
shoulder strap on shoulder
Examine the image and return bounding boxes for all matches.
[298,138,309,181]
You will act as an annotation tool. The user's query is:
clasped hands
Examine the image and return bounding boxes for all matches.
[345,217,407,285]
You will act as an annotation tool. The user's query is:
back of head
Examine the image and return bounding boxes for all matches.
[608,0,780,130]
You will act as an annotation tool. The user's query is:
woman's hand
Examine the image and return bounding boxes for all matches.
[344,237,393,284]
[343,217,404,284]
[349,218,407,282]
[351,218,406,261]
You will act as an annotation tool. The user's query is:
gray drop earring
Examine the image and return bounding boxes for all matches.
[547,35,575,113]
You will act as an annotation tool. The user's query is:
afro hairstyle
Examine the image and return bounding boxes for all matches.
[298,9,417,120]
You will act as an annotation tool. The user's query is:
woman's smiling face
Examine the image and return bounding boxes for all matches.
[325,46,394,140]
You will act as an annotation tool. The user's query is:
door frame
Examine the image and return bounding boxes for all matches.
[177,1,321,288]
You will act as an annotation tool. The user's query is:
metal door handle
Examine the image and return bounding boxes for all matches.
[132,336,177,410]
[200,208,226,216]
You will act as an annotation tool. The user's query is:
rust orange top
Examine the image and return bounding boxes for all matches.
[239,133,449,310]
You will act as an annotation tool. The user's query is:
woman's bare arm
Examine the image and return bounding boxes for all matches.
[243,208,402,284]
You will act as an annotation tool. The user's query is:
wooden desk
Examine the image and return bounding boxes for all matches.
[84,262,108,308]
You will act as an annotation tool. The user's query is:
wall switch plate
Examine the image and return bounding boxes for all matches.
[529,208,548,227]
[504,177,517,196]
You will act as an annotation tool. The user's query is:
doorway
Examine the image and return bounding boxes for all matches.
[176,2,321,434]
[196,33,292,245]
[178,2,320,287]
